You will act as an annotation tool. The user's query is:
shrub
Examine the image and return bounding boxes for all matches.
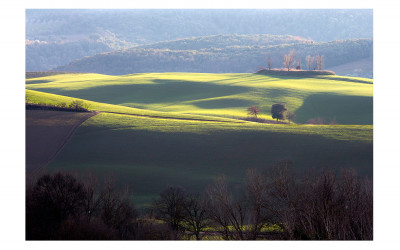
[307,117,326,124]
[69,100,89,111]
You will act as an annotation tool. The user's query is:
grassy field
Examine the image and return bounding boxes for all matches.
[26,72,373,124]
[26,73,373,208]
[46,112,372,207]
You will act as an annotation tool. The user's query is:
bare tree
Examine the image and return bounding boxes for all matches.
[247,106,261,120]
[81,172,104,222]
[26,172,87,239]
[305,55,315,70]
[287,111,296,124]
[282,168,373,240]
[266,160,300,240]
[100,178,136,239]
[245,168,271,240]
[283,50,296,71]
[296,59,301,70]
[316,55,325,70]
[266,55,273,70]
[205,176,246,240]
[151,186,187,239]
[183,194,209,240]
[336,170,373,240]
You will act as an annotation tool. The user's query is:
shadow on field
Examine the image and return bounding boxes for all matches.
[314,76,373,84]
[192,98,255,109]
[50,128,373,207]
[35,80,251,105]
[26,80,52,84]
[295,94,373,125]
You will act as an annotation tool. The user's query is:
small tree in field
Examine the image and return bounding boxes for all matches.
[248,106,261,120]
[287,111,296,124]
[283,50,296,71]
[271,103,287,121]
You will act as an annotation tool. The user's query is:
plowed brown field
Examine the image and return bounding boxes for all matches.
[26,110,97,173]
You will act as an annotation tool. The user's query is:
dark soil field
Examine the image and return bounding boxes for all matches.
[26,110,97,173]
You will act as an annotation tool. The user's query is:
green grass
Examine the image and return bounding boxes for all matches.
[48,112,372,208]
[26,89,246,123]
[26,72,373,124]
[26,73,373,208]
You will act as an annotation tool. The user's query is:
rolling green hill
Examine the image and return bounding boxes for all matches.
[26,72,373,125]
[26,72,372,208]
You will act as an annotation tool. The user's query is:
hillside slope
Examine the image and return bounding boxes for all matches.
[25,89,372,208]
[327,57,373,79]
[26,73,373,125]
[50,112,372,208]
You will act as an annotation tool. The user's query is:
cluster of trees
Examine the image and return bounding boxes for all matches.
[248,103,295,124]
[266,50,325,72]
[26,164,372,240]
[26,173,136,240]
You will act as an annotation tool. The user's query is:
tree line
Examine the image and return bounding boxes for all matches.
[265,50,325,71]
[26,162,372,240]
[53,38,372,75]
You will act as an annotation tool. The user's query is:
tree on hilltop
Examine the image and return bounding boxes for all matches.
[316,54,325,70]
[266,55,273,70]
[305,55,315,70]
[283,50,296,71]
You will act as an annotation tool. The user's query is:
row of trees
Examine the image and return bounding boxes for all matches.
[53,38,372,75]
[26,164,372,240]
[266,50,325,71]
[151,164,372,240]
[248,103,296,124]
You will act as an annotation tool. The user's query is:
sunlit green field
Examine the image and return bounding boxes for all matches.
[26,73,373,208]
[26,72,373,124]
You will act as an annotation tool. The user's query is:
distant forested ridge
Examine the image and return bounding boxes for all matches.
[26,31,135,71]
[54,36,372,76]
[26,9,372,72]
